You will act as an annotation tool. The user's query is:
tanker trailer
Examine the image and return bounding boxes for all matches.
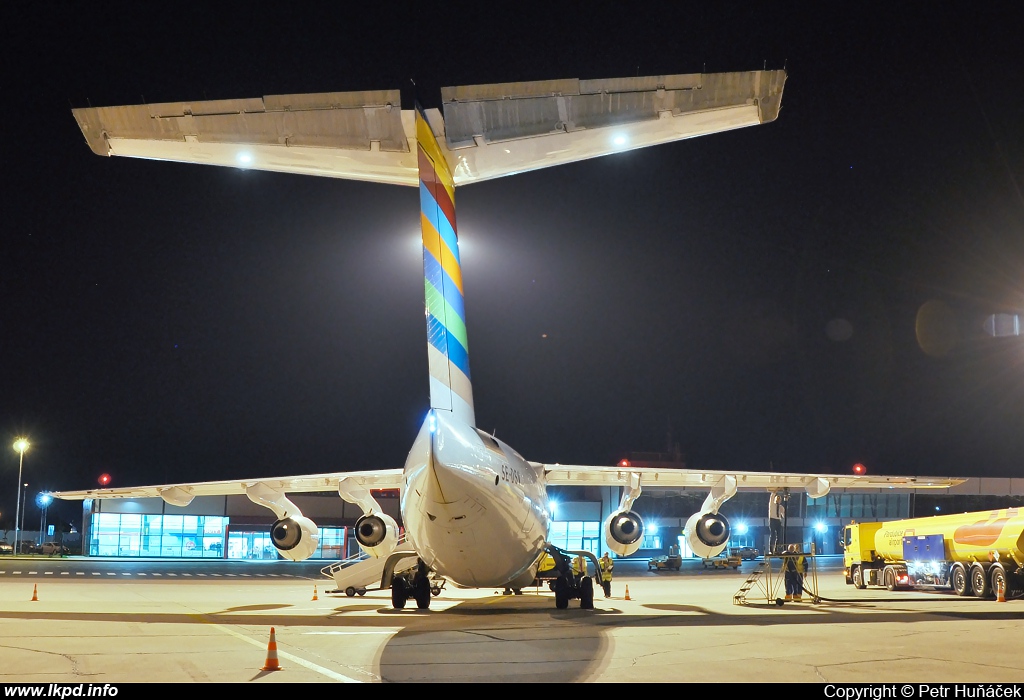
[842,508,1024,598]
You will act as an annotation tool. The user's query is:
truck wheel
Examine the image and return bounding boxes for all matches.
[884,568,897,591]
[345,586,356,597]
[853,565,866,590]
[970,564,990,598]
[951,564,971,596]
[990,566,1007,599]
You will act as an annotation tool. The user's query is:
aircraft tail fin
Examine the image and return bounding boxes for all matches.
[417,108,475,426]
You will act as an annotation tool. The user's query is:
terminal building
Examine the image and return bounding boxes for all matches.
[75,477,1024,561]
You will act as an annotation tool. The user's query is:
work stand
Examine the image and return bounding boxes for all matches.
[733,552,820,606]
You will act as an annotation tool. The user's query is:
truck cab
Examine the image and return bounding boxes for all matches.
[842,521,882,588]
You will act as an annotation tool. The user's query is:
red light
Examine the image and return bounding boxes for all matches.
[618,459,631,468]
[852,463,866,475]
[98,473,111,486]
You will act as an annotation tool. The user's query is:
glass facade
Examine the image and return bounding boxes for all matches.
[88,513,347,559]
[548,521,601,555]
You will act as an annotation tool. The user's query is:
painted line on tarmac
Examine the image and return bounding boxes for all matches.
[195,617,367,683]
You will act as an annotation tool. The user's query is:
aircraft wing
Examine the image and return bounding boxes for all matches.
[72,69,785,187]
[51,468,405,501]
[538,465,966,492]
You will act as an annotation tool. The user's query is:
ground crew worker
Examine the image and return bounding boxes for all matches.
[599,552,614,597]
[769,492,785,554]
[572,554,586,578]
[784,544,806,601]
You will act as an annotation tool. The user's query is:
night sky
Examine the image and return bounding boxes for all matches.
[3,5,1023,527]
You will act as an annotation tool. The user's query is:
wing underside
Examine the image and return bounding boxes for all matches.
[538,465,966,492]
[52,468,405,501]
[72,69,786,187]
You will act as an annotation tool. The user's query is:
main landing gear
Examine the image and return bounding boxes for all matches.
[391,559,433,610]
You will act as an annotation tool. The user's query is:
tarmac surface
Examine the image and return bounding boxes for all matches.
[1,555,1021,683]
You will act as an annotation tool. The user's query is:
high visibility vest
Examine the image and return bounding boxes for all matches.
[785,556,806,574]
[600,558,614,581]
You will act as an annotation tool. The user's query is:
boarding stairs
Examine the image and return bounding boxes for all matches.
[320,535,418,597]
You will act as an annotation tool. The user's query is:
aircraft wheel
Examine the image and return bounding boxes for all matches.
[391,579,408,609]
[345,586,356,597]
[554,576,570,609]
[414,574,431,609]
[970,564,990,598]
[579,576,594,609]
[951,564,972,597]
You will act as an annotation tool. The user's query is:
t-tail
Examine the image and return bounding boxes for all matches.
[417,108,475,427]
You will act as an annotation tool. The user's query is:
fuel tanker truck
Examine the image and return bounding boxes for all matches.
[842,508,1024,598]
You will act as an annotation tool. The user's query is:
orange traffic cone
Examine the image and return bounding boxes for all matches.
[997,578,1007,603]
[261,627,282,671]
[31,584,38,602]
[312,585,318,601]
[624,585,631,601]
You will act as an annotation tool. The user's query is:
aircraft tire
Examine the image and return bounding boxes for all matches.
[414,574,431,609]
[391,580,408,609]
[579,576,594,609]
[554,576,570,609]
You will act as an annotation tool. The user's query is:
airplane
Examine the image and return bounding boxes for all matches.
[55,69,964,610]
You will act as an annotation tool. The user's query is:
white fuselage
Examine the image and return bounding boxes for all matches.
[400,410,551,588]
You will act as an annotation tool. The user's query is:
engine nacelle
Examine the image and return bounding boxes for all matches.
[354,512,399,559]
[270,515,320,561]
[603,510,645,557]
[685,511,731,559]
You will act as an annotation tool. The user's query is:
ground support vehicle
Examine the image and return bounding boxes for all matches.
[648,545,683,571]
[732,546,760,560]
[531,547,598,609]
[842,508,1024,599]
[702,552,742,569]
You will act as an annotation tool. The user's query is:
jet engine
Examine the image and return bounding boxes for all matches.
[603,510,645,557]
[354,512,399,558]
[685,511,731,559]
[270,515,320,561]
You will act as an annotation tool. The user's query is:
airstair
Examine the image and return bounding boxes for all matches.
[320,535,419,597]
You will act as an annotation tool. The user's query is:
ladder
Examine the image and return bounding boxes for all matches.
[733,560,769,605]
[733,553,820,606]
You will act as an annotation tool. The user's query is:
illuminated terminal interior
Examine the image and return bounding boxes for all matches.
[74,483,1013,561]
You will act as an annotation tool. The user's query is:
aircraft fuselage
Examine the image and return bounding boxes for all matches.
[401,410,550,588]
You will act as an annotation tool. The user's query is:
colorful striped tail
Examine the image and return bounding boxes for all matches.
[417,109,475,426]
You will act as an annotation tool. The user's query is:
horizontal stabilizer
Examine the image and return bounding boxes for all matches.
[71,70,786,187]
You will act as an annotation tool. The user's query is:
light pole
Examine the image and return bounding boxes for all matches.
[38,493,52,545]
[20,484,28,553]
[13,438,29,556]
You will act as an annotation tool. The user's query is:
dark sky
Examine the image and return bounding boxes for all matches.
[3,4,1023,524]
